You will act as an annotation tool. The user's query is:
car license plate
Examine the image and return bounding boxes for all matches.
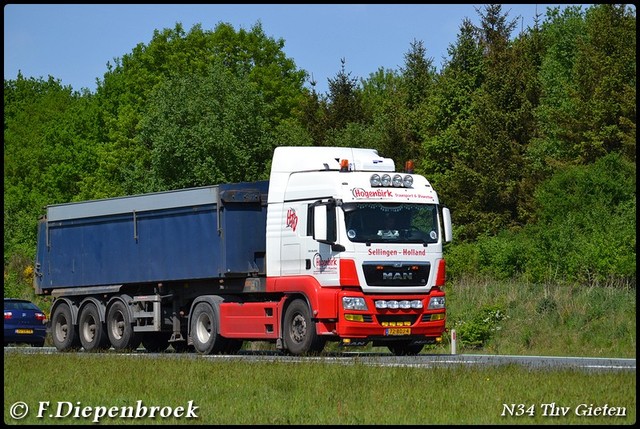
[385,328,411,336]
[16,329,34,334]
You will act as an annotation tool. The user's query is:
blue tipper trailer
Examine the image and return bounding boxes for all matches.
[34,181,270,293]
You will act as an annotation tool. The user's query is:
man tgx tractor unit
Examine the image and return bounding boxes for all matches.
[35,146,452,355]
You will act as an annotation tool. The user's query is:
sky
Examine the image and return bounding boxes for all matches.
[4,4,589,95]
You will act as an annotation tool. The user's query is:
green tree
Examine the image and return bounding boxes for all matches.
[399,39,437,164]
[81,21,308,197]
[421,17,484,178]
[4,74,100,261]
[324,58,365,135]
[572,4,636,163]
[359,67,411,160]
[401,39,435,110]
[441,4,531,240]
[297,84,328,147]
[531,4,635,171]
[138,61,273,189]
[526,153,636,284]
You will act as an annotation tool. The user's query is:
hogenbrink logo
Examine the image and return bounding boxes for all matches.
[352,188,393,199]
[313,253,337,269]
[286,208,298,232]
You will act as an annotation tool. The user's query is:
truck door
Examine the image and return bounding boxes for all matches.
[280,204,305,275]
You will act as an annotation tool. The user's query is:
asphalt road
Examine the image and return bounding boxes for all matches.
[4,347,636,372]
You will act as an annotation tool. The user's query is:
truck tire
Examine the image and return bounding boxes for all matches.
[189,302,226,355]
[51,303,81,352]
[79,303,109,351]
[283,299,325,355]
[387,341,424,356]
[190,302,226,354]
[106,300,140,351]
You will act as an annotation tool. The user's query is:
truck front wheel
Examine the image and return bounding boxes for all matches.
[106,300,140,351]
[283,299,325,355]
[51,303,81,352]
[190,302,225,354]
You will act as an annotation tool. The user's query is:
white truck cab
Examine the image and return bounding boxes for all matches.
[266,146,452,293]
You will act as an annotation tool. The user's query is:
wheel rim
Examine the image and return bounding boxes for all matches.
[195,312,212,344]
[290,313,307,344]
[54,314,69,342]
[110,310,125,341]
[82,314,97,343]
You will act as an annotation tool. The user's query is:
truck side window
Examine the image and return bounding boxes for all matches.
[307,205,314,237]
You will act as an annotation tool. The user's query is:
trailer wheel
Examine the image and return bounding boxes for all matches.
[79,303,109,351]
[387,341,424,356]
[51,303,81,352]
[283,299,325,355]
[106,300,140,351]
[190,302,225,354]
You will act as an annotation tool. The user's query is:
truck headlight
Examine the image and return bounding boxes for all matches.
[427,297,445,310]
[343,297,368,311]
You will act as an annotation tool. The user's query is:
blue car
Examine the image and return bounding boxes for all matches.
[4,298,47,347]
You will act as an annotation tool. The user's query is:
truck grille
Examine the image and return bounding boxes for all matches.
[362,262,430,286]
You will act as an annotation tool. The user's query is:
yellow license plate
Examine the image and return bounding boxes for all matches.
[385,328,411,336]
[16,329,34,334]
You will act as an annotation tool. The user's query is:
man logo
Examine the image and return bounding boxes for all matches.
[383,272,413,280]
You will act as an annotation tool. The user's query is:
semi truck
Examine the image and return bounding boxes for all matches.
[34,146,452,356]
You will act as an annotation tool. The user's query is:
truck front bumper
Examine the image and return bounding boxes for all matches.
[333,290,446,340]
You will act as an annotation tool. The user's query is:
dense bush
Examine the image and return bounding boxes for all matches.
[445,153,635,286]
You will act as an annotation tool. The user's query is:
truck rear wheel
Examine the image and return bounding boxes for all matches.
[79,303,109,351]
[106,300,140,351]
[283,299,325,355]
[51,302,81,351]
[190,302,225,354]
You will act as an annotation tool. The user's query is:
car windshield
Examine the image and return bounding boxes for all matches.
[342,202,439,244]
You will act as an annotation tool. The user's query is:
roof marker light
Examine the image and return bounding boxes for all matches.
[405,160,415,173]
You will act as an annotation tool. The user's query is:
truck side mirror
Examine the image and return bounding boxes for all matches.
[313,205,328,242]
[442,207,452,243]
[313,203,342,251]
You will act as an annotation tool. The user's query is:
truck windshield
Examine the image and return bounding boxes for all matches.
[342,202,439,244]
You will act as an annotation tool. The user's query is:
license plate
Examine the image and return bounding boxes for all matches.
[15,329,34,334]
[385,328,411,336]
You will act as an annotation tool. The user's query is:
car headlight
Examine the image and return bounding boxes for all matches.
[342,297,368,311]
